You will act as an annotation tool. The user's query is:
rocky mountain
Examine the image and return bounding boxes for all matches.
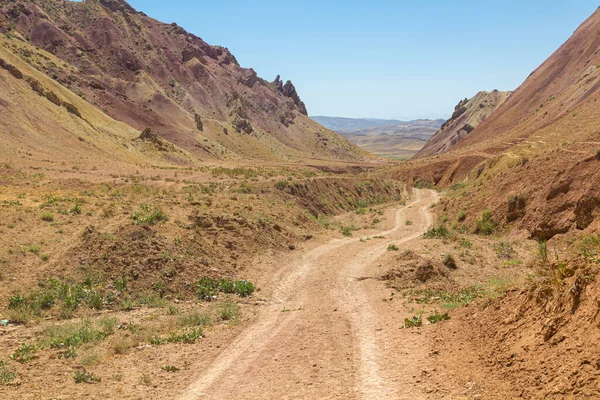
[313,117,443,159]
[0,0,367,162]
[414,90,511,159]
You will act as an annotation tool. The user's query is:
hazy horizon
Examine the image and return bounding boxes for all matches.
[128,0,599,120]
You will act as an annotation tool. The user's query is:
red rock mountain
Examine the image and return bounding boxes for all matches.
[0,0,367,162]
[414,90,511,159]
[400,8,600,239]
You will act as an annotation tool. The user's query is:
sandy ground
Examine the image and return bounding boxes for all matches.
[178,190,441,399]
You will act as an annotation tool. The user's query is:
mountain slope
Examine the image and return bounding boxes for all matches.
[0,0,367,162]
[397,8,600,241]
[414,91,510,159]
[450,9,600,155]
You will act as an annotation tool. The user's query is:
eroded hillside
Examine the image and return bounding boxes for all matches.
[0,0,367,162]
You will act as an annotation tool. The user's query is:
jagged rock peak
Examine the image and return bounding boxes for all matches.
[273,75,308,115]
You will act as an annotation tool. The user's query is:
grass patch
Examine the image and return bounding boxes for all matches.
[218,302,239,322]
[405,286,486,309]
[40,211,54,222]
[0,362,16,385]
[195,277,255,301]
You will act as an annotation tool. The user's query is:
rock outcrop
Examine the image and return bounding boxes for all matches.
[414,90,511,159]
[273,75,308,115]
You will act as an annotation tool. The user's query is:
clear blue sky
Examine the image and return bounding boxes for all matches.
[128,0,599,120]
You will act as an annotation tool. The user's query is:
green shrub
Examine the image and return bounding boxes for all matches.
[404,316,423,328]
[131,204,168,225]
[475,209,496,235]
[459,239,472,249]
[9,343,37,364]
[274,181,288,190]
[340,225,358,237]
[387,245,399,251]
[456,209,467,222]
[427,312,450,324]
[422,226,451,239]
[73,369,100,384]
[162,365,179,372]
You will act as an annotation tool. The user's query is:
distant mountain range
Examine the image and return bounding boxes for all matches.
[312,116,444,160]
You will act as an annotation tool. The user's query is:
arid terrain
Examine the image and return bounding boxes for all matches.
[2,0,600,399]
[314,117,443,160]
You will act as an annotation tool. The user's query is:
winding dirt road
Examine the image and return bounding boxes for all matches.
[179,189,439,399]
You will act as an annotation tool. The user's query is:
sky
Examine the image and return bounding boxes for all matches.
[128,0,600,120]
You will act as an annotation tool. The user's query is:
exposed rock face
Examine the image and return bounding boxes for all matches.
[273,75,308,115]
[0,0,364,162]
[414,90,511,159]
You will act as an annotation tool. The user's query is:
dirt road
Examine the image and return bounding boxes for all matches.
[179,189,439,399]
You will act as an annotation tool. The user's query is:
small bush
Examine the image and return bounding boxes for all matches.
[422,226,451,239]
[456,209,467,222]
[475,209,496,235]
[387,245,399,251]
[404,316,423,328]
[9,343,37,364]
[74,369,100,384]
[274,181,288,190]
[405,220,413,226]
[459,239,472,249]
[427,312,450,324]
[340,225,358,237]
[162,365,179,372]
[131,204,168,225]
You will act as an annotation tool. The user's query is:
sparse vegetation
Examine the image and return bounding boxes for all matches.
[131,204,168,225]
[340,225,358,237]
[422,225,451,239]
[73,369,101,384]
[475,209,497,235]
[387,244,399,251]
[427,311,450,324]
[404,316,423,328]
[195,277,256,301]
[0,362,16,385]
